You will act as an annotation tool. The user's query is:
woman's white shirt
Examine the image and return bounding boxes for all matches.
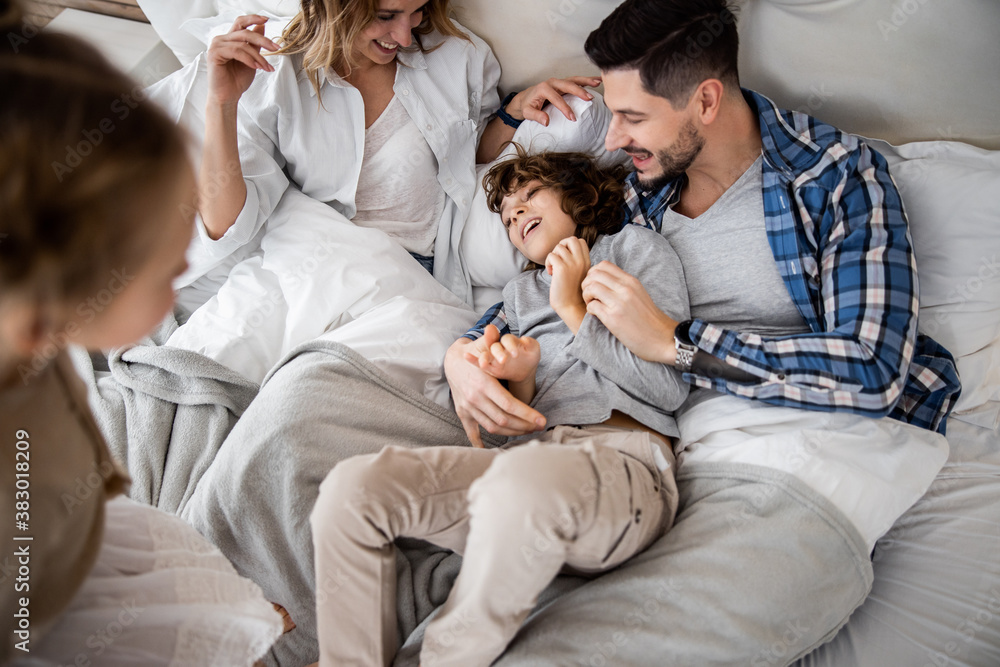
[353,94,445,258]
[193,22,500,305]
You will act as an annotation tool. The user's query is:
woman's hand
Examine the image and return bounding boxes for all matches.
[546,237,590,333]
[463,325,541,383]
[582,260,679,363]
[476,75,601,163]
[206,14,280,106]
[505,76,603,126]
[445,333,546,447]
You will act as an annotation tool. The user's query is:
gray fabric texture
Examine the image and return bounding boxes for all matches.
[67,318,259,515]
[177,339,504,666]
[396,461,875,667]
[504,224,690,440]
[69,314,999,666]
[70,319,503,666]
[659,156,811,337]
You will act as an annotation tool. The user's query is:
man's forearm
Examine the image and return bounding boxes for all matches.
[689,350,758,383]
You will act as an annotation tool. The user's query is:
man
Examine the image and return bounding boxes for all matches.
[444,0,961,663]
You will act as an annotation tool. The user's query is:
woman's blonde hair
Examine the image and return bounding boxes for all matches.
[0,17,188,316]
[278,0,468,94]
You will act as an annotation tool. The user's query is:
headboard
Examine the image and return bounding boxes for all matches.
[451,0,1000,149]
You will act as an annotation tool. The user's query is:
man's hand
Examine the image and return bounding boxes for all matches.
[445,332,546,448]
[546,237,590,334]
[582,260,679,363]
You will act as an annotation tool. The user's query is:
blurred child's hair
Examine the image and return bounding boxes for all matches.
[483,146,628,252]
[0,16,188,315]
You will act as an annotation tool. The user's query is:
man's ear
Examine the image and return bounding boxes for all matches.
[690,79,725,126]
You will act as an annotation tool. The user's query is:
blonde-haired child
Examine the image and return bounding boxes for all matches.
[0,7,282,663]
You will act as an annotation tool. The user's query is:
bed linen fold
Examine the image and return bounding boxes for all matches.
[71,328,503,666]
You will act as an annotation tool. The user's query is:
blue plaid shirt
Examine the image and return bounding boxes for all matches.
[467,89,960,434]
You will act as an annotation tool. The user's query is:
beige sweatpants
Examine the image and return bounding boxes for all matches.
[310,424,679,667]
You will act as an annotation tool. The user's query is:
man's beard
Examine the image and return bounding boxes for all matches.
[634,120,705,192]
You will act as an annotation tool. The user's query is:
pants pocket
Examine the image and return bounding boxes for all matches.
[598,452,665,570]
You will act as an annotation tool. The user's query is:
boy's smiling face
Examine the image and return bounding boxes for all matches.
[500,181,578,265]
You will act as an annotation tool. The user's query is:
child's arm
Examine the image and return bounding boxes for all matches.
[464,324,540,405]
[567,228,692,411]
[546,237,590,335]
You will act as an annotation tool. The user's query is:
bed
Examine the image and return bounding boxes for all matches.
[81,0,1000,664]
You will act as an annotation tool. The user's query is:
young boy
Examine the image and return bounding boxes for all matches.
[310,150,690,667]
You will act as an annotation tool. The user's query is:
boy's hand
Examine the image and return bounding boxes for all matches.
[464,325,540,383]
[445,335,546,448]
[546,237,590,334]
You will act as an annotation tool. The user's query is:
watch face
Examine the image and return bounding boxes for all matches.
[675,319,694,345]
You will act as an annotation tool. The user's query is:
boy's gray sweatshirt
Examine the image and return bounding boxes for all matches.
[503,224,690,439]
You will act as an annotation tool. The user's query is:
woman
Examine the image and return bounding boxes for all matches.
[167,0,600,383]
[0,6,283,663]
[201,0,597,283]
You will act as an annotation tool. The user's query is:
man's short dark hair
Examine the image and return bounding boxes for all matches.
[585,0,740,108]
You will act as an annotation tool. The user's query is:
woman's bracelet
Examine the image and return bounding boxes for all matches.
[496,91,523,129]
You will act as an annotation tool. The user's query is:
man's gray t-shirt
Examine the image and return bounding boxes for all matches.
[502,224,690,439]
[660,156,810,337]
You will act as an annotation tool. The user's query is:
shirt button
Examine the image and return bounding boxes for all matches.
[634,509,642,523]
[777,373,786,381]
[426,124,433,131]
[446,178,453,185]
[401,89,409,96]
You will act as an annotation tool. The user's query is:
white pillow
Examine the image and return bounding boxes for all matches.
[461,92,627,292]
[451,0,618,95]
[182,8,290,48]
[137,0,217,64]
[867,139,1000,420]
[138,0,298,63]
[736,0,1000,149]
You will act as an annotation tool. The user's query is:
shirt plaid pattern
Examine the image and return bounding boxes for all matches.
[465,89,961,434]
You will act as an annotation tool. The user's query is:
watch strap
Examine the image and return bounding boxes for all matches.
[496,91,523,129]
[673,319,697,373]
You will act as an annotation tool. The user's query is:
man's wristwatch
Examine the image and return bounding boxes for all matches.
[673,319,698,373]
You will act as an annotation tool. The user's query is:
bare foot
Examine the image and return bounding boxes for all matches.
[272,602,296,634]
